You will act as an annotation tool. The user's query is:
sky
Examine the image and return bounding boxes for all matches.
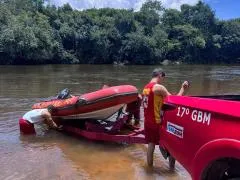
[47,0,240,20]
[204,0,240,20]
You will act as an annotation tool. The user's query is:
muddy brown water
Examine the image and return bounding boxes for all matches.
[0,64,239,180]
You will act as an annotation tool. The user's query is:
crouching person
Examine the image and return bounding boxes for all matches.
[19,106,60,135]
[125,94,142,127]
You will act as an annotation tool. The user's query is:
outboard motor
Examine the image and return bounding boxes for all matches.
[57,88,70,99]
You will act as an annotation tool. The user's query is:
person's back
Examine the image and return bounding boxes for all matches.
[142,82,163,144]
[22,109,47,124]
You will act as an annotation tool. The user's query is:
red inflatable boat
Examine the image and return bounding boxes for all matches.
[32,85,138,120]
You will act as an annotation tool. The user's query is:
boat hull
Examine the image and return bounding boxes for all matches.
[58,104,124,120]
[32,85,138,120]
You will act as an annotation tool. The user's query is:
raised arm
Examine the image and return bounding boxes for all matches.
[177,81,189,96]
[153,81,189,97]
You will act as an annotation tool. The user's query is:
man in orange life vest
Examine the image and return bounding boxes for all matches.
[142,68,189,166]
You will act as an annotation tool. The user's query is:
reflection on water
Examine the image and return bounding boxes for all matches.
[0,64,239,179]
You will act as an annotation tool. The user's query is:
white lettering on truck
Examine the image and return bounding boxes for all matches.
[191,110,211,125]
[177,107,211,125]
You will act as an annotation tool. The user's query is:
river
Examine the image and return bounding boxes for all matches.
[0,64,239,180]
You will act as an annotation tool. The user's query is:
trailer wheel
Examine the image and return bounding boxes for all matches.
[168,155,175,170]
[204,159,240,180]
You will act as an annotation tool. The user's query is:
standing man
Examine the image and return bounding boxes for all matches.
[142,68,189,166]
[19,106,60,135]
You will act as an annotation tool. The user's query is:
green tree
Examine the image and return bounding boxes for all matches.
[168,24,206,62]
[152,25,168,61]
[120,25,156,64]
[162,9,183,29]
[181,1,216,37]
[218,19,240,63]
[0,0,239,65]
[135,0,164,35]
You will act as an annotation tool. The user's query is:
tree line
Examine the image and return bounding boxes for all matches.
[0,0,240,65]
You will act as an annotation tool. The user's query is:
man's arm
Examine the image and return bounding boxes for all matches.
[42,111,58,129]
[177,81,189,96]
[153,81,189,97]
[153,84,171,97]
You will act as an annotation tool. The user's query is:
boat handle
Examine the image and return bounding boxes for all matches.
[76,98,87,105]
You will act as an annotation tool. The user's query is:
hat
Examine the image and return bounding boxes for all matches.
[19,118,36,134]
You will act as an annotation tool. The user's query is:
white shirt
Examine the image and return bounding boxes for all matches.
[23,109,47,124]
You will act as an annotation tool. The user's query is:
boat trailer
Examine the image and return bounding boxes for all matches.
[59,103,178,144]
[60,113,147,144]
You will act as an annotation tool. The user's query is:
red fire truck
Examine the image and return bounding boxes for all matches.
[160,95,240,180]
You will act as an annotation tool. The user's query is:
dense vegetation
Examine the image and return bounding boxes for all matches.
[0,0,240,65]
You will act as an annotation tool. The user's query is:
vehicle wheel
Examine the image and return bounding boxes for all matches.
[169,155,175,170]
[205,160,240,180]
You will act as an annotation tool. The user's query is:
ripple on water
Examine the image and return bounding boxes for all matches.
[0,144,86,180]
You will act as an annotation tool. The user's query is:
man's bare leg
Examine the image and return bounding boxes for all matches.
[147,143,155,166]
